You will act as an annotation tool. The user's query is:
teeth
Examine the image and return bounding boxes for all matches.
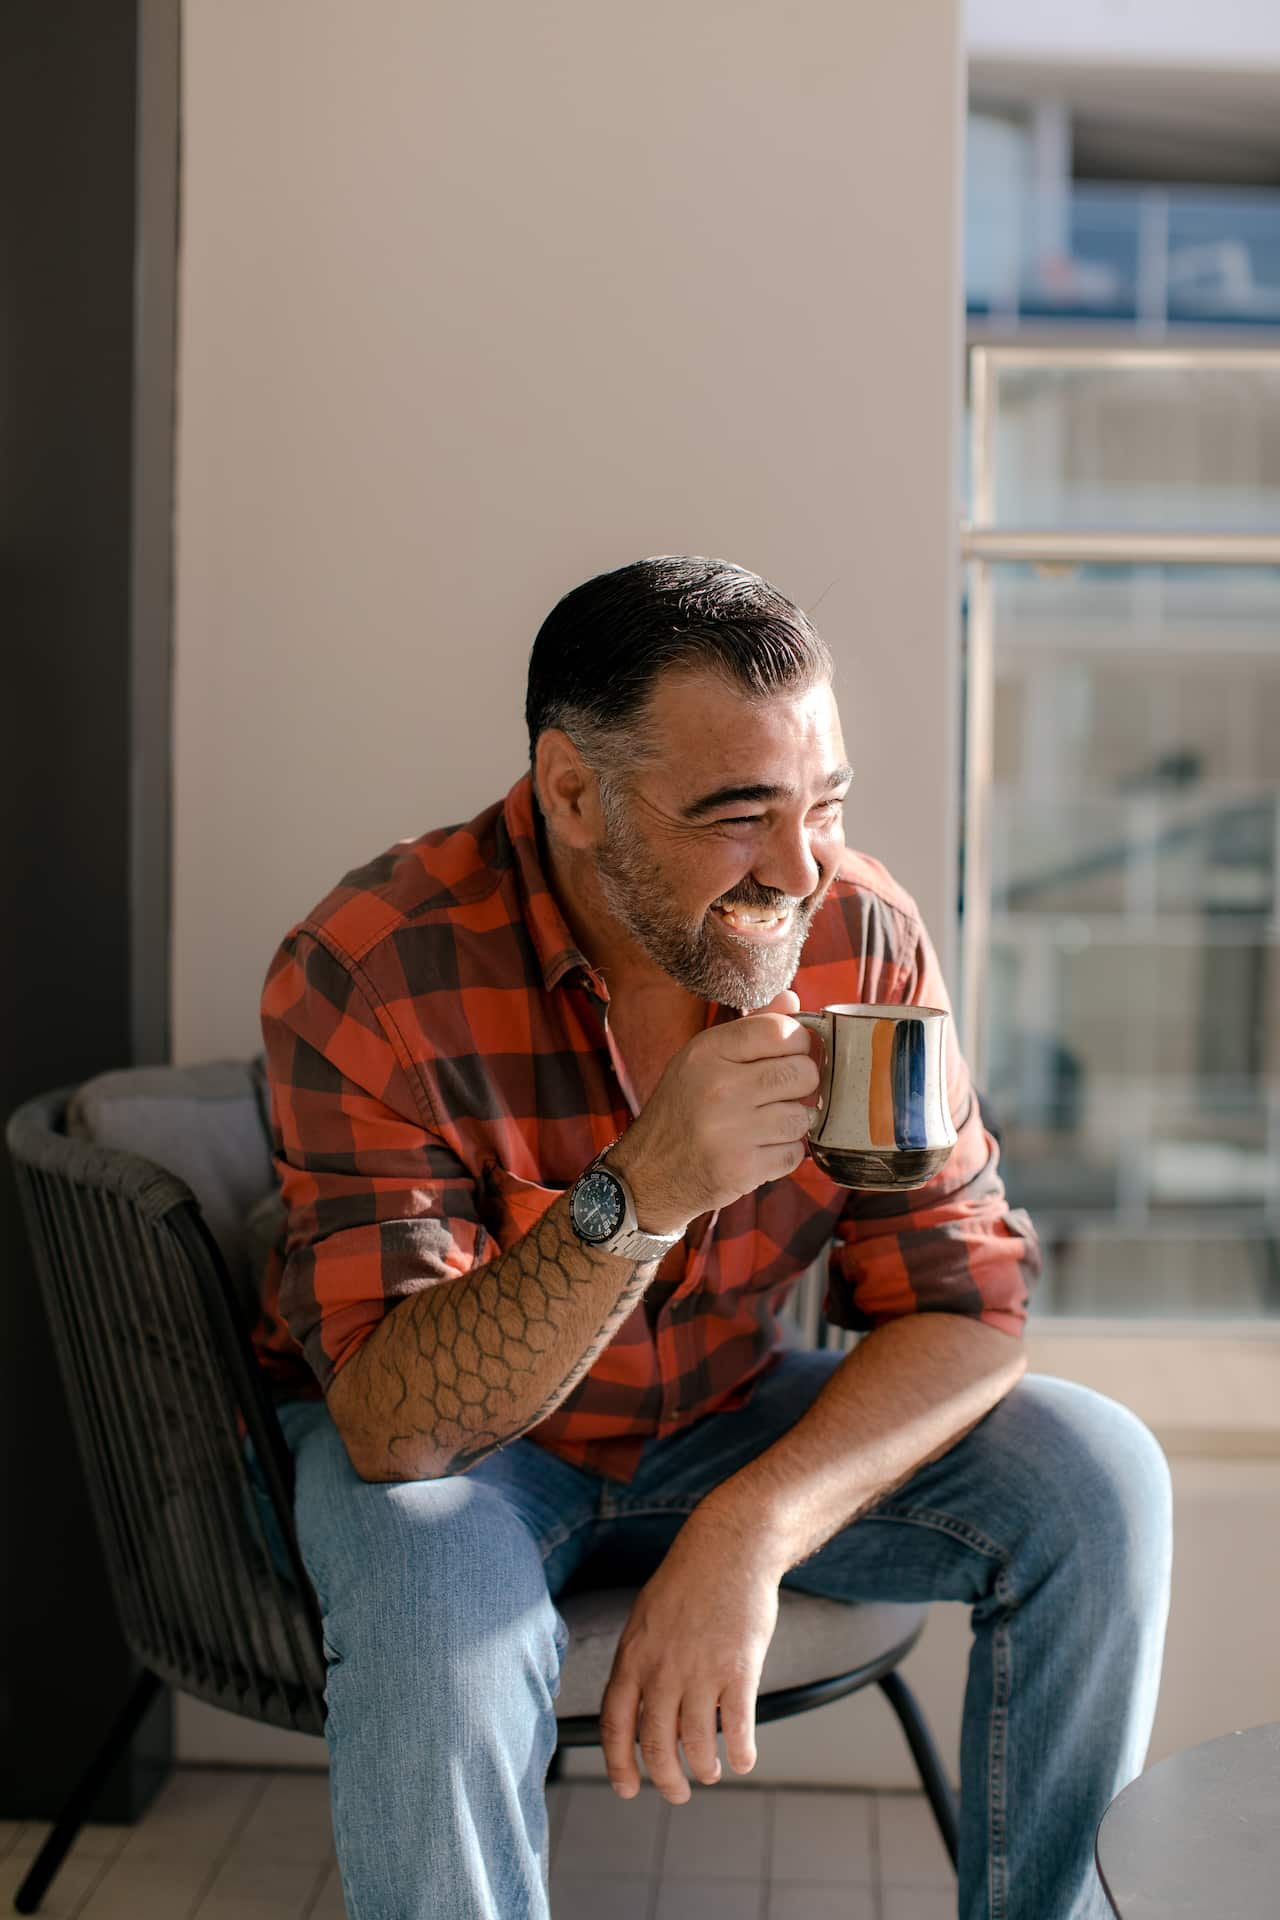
[717,905,789,928]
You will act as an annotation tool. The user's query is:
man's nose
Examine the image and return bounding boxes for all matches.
[755,820,822,901]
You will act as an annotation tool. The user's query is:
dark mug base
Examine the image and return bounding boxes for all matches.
[808,1142,955,1190]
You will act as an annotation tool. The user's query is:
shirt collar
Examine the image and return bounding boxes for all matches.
[501,772,600,994]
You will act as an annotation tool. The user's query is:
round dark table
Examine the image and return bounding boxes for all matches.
[1095,1722,1280,1918]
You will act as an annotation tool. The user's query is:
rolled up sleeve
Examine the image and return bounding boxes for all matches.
[825,916,1039,1337]
[261,927,491,1392]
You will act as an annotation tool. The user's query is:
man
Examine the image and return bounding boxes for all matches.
[258,556,1171,1920]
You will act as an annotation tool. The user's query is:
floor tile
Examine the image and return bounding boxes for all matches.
[659,1787,771,1881]
[546,1781,571,1870]
[114,1767,266,1863]
[0,1850,104,1918]
[4,1820,132,1863]
[304,1861,349,1918]
[881,1885,957,1920]
[875,1793,954,1888]
[549,1873,653,1920]
[655,1878,763,1919]
[78,1851,220,1919]
[557,1782,667,1877]
[769,1885,877,1920]
[193,1850,332,1919]
[0,1766,924,1920]
[6,1822,52,1861]
[769,1790,874,1884]
[230,1770,334,1864]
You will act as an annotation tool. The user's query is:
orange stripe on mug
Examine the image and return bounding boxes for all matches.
[868,1018,897,1146]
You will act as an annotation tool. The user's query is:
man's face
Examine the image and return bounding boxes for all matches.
[591,670,850,1010]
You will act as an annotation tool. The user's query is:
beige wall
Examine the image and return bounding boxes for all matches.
[173,0,966,1063]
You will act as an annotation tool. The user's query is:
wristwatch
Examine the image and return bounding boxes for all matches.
[567,1152,683,1265]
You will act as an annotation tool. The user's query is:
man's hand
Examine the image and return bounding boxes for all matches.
[598,1513,783,1805]
[608,989,817,1237]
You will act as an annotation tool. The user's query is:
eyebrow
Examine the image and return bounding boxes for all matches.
[680,763,853,820]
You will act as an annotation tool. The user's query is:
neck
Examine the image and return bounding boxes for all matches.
[542,822,703,1023]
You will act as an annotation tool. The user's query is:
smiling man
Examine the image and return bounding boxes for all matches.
[258,557,1172,1920]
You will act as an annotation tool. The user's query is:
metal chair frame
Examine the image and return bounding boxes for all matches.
[5,1085,959,1914]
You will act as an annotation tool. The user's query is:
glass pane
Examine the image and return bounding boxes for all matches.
[966,183,1280,333]
[986,362,1280,532]
[974,563,1280,1320]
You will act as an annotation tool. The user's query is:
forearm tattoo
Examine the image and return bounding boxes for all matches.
[350,1193,653,1478]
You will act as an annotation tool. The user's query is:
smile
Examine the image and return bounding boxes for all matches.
[712,903,795,941]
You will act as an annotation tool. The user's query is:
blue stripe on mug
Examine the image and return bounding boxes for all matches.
[891,1019,929,1149]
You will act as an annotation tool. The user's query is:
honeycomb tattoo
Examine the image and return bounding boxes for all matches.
[359,1193,653,1477]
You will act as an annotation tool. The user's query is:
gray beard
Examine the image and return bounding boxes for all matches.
[593,798,821,1011]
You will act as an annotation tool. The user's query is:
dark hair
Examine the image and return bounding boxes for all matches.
[525,555,832,775]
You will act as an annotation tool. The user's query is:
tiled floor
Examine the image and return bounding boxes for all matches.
[0,1768,956,1919]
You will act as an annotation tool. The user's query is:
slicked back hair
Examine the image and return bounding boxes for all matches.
[525,555,833,792]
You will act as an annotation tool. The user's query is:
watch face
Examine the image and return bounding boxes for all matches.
[572,1168,627,1244]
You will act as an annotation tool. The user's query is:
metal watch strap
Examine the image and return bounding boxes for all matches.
[606,1221,683,1265]
[585,1150,682,1264]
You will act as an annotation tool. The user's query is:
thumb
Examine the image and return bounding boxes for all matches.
[758,989,800,1017]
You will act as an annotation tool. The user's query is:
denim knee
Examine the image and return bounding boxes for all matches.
[306,1471,565,1718]
[1003,1375,1173,1606]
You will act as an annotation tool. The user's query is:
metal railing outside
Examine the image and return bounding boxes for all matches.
[959,344,1280,1321]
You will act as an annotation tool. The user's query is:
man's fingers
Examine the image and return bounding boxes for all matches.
[760,1100,821,1144]
[762,1141,807,1182]
[637,1697,690,1805]
[719,1679,760,1777]
[678,1693,723,1788]
[719,1011,812,1062]
[747,1054,820,1106]
[599,1676,643,1799]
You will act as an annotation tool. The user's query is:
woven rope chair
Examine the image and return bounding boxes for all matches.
[5,1069,958,1913]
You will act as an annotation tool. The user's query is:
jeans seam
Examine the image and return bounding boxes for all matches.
[864,1503,1010,1564]
[535,1511,602,1561]
[540,1498,699,1558]
[989,1563,1014,1920]
[860,1503,1016,1916]
[597,1499,701,1523]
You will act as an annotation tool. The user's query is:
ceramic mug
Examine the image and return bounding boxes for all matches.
[795,1003,958,1189]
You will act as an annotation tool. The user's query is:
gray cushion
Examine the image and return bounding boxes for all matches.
[554,1587,927,1720]
[69,1060,274,1285]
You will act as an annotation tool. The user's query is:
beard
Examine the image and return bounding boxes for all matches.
[593,788,826,1010]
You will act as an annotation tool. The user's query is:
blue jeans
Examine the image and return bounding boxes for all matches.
[269,1357,1172,1920]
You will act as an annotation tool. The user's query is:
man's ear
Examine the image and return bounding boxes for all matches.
[534,730,602,851]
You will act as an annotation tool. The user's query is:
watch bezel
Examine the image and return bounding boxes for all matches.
[570,1165,629,1245]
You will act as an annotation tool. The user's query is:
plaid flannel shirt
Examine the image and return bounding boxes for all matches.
[257,774,1038,1481]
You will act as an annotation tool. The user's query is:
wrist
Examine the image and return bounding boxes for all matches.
[687,1486,794,1582]
[604,1135,693,1239]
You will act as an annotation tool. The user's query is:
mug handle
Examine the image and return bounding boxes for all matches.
[793,1010,833,1139]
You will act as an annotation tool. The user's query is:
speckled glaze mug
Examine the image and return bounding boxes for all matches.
[795,1004,958,1189]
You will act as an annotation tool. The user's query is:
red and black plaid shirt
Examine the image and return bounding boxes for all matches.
[258,774,1038,1481]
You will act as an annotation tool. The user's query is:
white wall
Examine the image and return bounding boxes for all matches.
[172,0,965,1063]
[174,0,972,1775]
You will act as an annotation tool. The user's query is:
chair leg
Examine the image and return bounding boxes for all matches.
[13,1669,165,1915]
[877,1669,959,1870]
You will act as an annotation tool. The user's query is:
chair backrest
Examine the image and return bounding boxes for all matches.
[67,1060,276,1310]
[5,1082,326,1735]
